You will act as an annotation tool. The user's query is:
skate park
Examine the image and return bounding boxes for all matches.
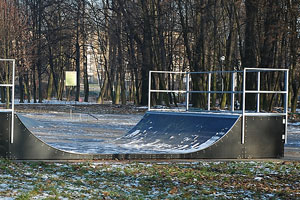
[0,59,296,160]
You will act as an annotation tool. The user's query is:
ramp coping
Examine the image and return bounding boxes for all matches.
[146,111,241,118]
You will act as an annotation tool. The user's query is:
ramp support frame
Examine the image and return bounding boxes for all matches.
[148,68,289,145]
[0,59,15,144]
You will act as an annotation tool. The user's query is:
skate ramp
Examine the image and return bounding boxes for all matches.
[0,111,285,160]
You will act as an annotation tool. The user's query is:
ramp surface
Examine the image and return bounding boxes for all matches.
[14,112,240,154]
[116,112,240,153]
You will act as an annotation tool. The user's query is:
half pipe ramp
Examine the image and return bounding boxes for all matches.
[0,111,285,160]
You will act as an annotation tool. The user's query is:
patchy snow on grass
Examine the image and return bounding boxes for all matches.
[0,161,298,199]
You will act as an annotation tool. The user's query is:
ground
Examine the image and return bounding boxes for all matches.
[0,160,299,199]
[0,103,297,199]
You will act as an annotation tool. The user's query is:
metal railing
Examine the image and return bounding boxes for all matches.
[148,68,289,144]
[0,59,15,143]
[242,68,288,144]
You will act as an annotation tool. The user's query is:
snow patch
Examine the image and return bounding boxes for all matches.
[125,130,141,138]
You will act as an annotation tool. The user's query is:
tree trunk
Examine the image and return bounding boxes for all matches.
[37,60,43,103]
[288,1,300,113]
[5,62,10,109]
[260,0,280,111]
[37,0,43,103]
[140,0,152,106]
[47,72,54,100]
[75,40,80,102]
[97,73,108,104]
[82,0,89,102]
[32,64,37,103]
[1,88,5,103]
[120,71,126,105]
[243,0,258,110]
[48,46,59,98]
[19,73,24,103]
[115,73,121,104]
[83,47,89,102]
[75,0,81,102]
[24,73,31,103]
[291,81,300,113]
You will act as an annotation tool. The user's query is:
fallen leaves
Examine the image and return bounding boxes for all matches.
[169,186,178,194]
[102,191,110,197]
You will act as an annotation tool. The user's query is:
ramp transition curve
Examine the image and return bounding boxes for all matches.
[0,111,285,160]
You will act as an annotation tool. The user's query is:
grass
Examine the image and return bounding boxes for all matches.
[0,160,298,199]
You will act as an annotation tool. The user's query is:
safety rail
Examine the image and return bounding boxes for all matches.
[0,59,15,144]
[148,68,289,144]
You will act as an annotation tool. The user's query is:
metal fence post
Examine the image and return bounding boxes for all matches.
[284,70,289,144]
[208,73,211,111]
[257,71,261,113]
[148,71,152,111]
[186,72,190,111]
[11,60,15,143]
[231,72,235,112]
[242,69,246,144]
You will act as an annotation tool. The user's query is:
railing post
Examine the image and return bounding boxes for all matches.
[257,71,261,113]
[207,73,211,111]
[11,60,15,144]
[284,70,289,144]
[242,69,246,144]
[186,72,190,111]
[148,71,152,111]
[231,72,235,112]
